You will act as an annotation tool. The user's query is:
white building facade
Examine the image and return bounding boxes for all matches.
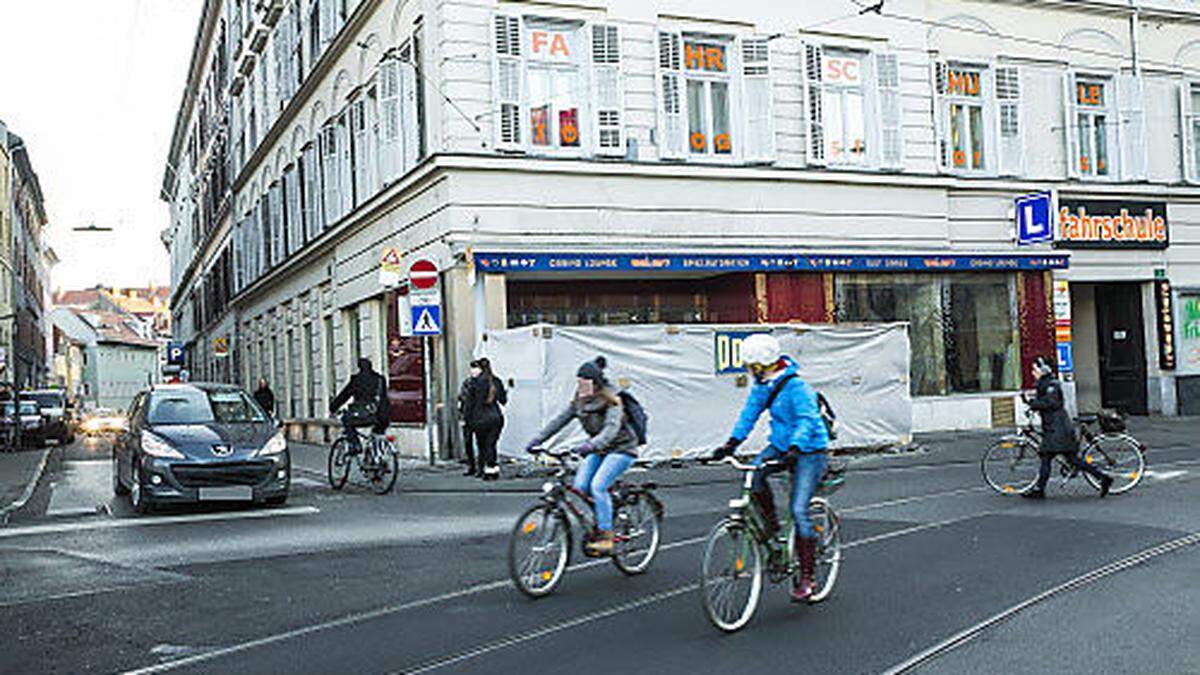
[163,0,1200,456]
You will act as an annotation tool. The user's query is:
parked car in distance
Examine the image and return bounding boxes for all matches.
[81,408,126,437]
[112,383,289,514]
[1,400,45,448]
[20,390,73,445]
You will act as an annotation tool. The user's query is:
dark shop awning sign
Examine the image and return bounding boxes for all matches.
[1055,199,1169,250]
[475,252,1070,274]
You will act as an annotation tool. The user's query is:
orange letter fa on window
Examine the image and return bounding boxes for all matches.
[531,31,570,57]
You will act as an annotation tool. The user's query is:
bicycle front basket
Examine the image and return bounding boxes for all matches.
[1098,409,1126,433]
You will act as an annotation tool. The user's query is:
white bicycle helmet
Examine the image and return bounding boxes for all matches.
[740,334,782,368]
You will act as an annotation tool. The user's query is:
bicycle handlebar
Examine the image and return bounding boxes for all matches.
[716,455,793,472]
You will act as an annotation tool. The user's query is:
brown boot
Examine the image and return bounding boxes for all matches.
[585,530,615,557]
[750,488,780,538]
[791,536,817,603]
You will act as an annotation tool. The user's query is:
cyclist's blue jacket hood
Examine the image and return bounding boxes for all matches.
[730,356,829,453]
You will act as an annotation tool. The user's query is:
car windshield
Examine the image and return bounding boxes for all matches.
[22,393,62,408]
[19,402,38,415]
[147,389,266,425]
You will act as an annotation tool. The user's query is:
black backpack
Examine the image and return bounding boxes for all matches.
[765,374,838,441]
[617,391,648,446]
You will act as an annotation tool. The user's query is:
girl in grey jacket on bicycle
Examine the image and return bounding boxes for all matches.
[526,357,638,556]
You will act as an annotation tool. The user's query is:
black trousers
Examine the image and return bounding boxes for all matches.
[462,424,477,470]
[1035,450,1109,491]
[474,423,503,470]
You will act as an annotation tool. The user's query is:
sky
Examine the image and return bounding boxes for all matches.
[0,0,203,293]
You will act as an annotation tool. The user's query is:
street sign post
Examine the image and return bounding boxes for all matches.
[406,258,441,465]
[408,258,438,290]
[411,304,442,336]
[1015,191,1055,246]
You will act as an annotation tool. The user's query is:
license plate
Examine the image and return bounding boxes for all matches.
[198,486,253,501]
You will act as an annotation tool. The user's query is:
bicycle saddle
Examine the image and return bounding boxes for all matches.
[1075,413,1099,424]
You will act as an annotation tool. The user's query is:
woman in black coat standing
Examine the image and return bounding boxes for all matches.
[462,358,507,481]
[1023,356,1113,499]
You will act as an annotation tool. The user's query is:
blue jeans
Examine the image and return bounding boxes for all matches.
[750,447,828,539]
[573,453,635,531]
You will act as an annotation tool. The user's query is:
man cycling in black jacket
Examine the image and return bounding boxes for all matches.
[330,358,391,454]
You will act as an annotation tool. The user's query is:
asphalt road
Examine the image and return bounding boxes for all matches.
[2,435,1197,674]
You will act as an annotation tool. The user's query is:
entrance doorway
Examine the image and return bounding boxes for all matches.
[1094,283,1147,414]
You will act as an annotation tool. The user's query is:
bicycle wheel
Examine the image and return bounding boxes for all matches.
[805,498,841,603]
[611,492,662,576]
[366,442,400,495]
[327,438,352,490]
[700,519,763,633]
[508,504,570,598]
[1082,434,1145,495]
[981,437,1040,495]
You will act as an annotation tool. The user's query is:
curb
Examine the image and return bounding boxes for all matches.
[0,448,54,526]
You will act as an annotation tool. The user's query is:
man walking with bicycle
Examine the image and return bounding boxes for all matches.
[1023,355,1112,499]
[713,334,829,602]
[330,358,391,456]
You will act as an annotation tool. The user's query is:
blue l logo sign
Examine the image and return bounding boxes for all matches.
[1016,192,1054,246]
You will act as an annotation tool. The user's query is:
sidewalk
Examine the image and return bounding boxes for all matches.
[287,415,1200,494]
[0,448,53,518]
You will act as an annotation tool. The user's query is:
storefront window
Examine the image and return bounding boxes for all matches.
[838,273,1018,396]
[837,274,945,395]
[944,275,1018,393]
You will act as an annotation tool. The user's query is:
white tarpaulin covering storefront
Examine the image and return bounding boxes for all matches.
[475,323,911,461]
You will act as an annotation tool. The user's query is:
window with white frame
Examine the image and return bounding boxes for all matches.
[284,163,302,256]
[319,123,339,226]
[805,46,903,169]
[940,64,988,173]
[301,141,323,239]
[493,15,625,157]
[376,56,421,183]
[1074,76,1112,177]
[657,31,773,162]
[1192,85,1200,173]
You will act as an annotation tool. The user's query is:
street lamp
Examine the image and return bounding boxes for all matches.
[72,223,113,233]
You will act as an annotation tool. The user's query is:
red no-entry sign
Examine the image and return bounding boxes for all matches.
[409,259,438,290]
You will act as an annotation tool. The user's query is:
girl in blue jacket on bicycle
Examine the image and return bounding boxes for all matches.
[713,334,829,602]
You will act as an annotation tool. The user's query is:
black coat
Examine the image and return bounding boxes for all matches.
[253,387,276,416]
[1027,374,1076,454]
[462,374,506,430]
[332,369,391,428]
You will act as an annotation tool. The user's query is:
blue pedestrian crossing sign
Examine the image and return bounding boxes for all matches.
[1015,191,1055,246]
[411,304,442,336]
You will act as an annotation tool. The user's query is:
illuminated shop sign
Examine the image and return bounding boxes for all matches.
[1056,199,1168,250]
[475,253,1070,273]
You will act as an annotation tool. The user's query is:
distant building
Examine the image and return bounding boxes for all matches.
[49,307,159,410]
[55,285,173,379]
[2,123,51,390]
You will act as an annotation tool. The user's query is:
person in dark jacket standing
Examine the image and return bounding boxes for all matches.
[1023,355,1113,499]
[330,358,391,454]
[462,358,507,481]
[253,379,276,418]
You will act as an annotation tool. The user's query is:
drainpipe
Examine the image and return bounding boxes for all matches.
[1128,0,1142,77]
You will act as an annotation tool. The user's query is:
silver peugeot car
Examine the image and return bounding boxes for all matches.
[112,383,289,514]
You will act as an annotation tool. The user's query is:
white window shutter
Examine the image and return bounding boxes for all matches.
[320,124,339,226]
[1117,74,1147,182]
[804,43,825,166]
[351,99,370,205]
[269,182,283,267]
[1182,81,1197,183]
[286,166,302,255]
[875,51,903,170]
[741,36,775,164]
[591,23,625,157]
[492,14,523,151]
[399,61,420,173]
[320,0,335,44]
[932,60,948,172]
[1062,71,1080,179]
[656,31,685,160]
[337,113,353,217]
[996,65,1024,177]
[377,59,401,183]
[302,142,323,239]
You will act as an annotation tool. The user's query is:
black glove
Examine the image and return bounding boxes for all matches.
[713,438,741,460]
[525,440,542,455]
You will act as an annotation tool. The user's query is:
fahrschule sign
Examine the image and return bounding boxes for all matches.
[1055,198,1168,250]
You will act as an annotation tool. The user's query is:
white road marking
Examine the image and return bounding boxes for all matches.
[881,530,1200,674]
[122,485,1001,675]
[0,505,319,539]
[1144,469,1188,481]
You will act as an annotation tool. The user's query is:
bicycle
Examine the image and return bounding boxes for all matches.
[982,407,1145,496]
[327,427,400,495]
[507,447,664,598]
[700,454,845,633]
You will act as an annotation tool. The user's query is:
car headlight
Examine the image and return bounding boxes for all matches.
[259,431,287,456]
[141,431,184,459]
